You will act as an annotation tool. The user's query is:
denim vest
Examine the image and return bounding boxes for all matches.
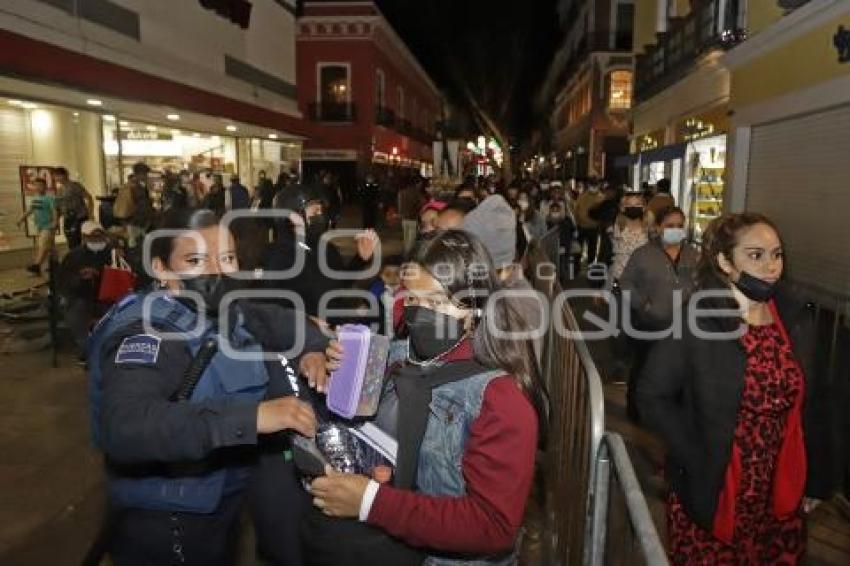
[417,370,519,566]
[88,293,269,513]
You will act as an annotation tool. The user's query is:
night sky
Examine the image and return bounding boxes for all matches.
[377,0,561,144]
[301,0,563,146]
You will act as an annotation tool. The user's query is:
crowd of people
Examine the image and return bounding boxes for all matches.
[20,161,840,565]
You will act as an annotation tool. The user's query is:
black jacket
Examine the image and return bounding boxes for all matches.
[263,234,371,318]
[59,245,112,300]
[636,284,835,530]
[99,300,328,465]
[98,300,329,564]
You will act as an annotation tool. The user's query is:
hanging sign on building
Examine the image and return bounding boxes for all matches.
[119,130,174,141]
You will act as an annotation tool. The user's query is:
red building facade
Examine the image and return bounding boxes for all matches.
[297,1,442,189]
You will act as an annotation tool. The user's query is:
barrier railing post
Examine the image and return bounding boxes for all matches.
[528,246,667,566]
[586,442,611,566]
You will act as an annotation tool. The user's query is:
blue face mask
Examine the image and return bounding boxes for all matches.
[662,227,686,245]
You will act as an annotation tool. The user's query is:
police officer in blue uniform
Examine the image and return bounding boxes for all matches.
[89,208,330,565]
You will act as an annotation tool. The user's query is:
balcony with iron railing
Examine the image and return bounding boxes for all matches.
[634,0,745,104]
[308,101,356,123]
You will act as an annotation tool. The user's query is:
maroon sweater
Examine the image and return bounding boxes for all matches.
[367,342,539,555]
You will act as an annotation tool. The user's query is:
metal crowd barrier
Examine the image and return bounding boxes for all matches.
[537,226,562,274]
[787,280,850,498]
[527,243,668,566]
[587,433,669,566]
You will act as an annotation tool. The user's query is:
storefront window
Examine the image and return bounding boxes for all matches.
[609,70,633,110]
[684,134,726,241]
[0,100,103,252]
[237,138,302,188]
[102,119,238,207]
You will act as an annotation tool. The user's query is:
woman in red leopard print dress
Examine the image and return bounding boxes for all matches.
[637,214,834,566]
[668,321,805,564]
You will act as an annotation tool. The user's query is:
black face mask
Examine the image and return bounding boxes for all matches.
[178,274,235,317]
[305,214,329,242]
[404,305,466,362]
[734,271,777,303]
[623,206,644,220]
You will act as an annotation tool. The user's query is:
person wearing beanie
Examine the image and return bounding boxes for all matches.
[462,195,517,272]
[462,195,545,369]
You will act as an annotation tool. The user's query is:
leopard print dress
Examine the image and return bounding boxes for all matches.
[667,323,806,565]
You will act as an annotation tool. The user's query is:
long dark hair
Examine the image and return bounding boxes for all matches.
[414,229,550,438]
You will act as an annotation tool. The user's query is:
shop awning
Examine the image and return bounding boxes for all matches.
[615,142,688,168]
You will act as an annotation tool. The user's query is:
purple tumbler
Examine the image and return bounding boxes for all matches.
[327,324,389,419]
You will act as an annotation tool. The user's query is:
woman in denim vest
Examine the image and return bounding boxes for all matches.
[310,229,549,565]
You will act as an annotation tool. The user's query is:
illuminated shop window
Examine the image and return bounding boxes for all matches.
[609,70,633,110]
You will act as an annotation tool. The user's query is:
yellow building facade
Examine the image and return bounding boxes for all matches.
[628,0,743,240]
[724,0,850,299]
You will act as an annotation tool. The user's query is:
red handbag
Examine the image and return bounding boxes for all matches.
[98,249,137,304]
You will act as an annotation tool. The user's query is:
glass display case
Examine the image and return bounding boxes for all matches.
[683,135,726,241]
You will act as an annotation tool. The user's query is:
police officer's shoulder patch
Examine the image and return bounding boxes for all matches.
[115,334,161,365]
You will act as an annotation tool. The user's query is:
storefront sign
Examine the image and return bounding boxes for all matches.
[302,149,358,162]
[119,130,174,141]
[19,166,61,238]
[638,136,658,152]
[682,119,715,141]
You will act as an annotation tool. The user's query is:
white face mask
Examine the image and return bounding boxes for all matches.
[662,227,686,246]
[86,241,108,252]
[518,200,530,211]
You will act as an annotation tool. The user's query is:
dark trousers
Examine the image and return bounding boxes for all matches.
[109,493,244,566]
[626,337,653,423]
[65,297,94,358]
[248,457,308,565]
[578,227,600,265]
[302,505,425,566]
[64,216,86,249]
